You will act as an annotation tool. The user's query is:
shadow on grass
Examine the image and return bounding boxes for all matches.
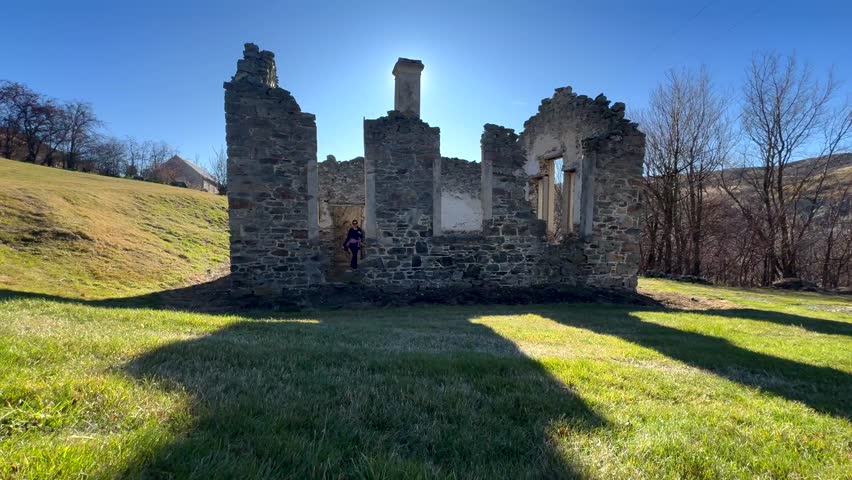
[117,312,606,479]
[535,307,851,421]
[694,308,852,337]
[0,273,660,314]
[2,284,851,476]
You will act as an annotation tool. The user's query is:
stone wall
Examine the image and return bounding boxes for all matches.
[440,157,481,232]
[225,45,643,297]
[225,43,323,296]
[478,124,552,286]
[520,87,644,289]
[353,123,562,290]
[318,155,364,229]
[361,112,441,284]
[577,130,644,289]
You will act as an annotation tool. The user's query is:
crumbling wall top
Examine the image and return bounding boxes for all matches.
[224,43,306,115]
[228,43,279,88]
[482,124,519,147]
[523,86,640,137]
[366,110,440,133]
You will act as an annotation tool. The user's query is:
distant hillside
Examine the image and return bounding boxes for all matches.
[786,153,852,172]
[713,153,852,187]
[0,159,228,299]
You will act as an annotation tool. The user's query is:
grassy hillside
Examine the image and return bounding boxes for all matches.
[0,159,228,299]
[716,152,852,184]
[825,164,852,192]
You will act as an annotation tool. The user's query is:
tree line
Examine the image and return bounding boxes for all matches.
[639,52,852,289]
[0,80,228,190]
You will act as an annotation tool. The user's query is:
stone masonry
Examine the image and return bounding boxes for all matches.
[224,44,322,296]
[441,157,482,231]
[225,44,644,298]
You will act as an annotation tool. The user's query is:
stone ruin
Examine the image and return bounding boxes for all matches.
[224,43,644,299]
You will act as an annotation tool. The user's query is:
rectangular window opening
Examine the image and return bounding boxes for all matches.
[535,156,579,243]
[551,157,563,237]
[566,170,576,234]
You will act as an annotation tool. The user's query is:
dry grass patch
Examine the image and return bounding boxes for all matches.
[0,159,227,299]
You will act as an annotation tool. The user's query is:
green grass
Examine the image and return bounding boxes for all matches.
[1,159,851,478]
[1,283,850,479]
[0,159,228,299]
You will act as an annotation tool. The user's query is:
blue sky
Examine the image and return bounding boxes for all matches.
[6,0,851,168]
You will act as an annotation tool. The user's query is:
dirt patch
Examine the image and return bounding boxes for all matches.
[30,228,93,242]
[180,264,230,287]
[637,287,735,311]
[11,228,94,248]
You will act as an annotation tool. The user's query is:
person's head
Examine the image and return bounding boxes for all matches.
[352,220,359,228]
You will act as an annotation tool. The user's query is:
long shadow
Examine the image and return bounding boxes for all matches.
[694,308,852,337]
[533,306,852,420]
[3,283,849,337]
[0,277,258,316]
[4,285,851,473]
[117,310,607,479]
[0,273,663,314]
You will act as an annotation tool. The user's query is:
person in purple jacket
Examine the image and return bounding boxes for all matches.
[342,219,364,269]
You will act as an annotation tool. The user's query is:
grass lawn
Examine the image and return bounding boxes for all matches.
[0,159,228,299]
[1,280,850,479]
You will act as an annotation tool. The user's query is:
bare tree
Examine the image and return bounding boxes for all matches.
[62,101,100,171]
[640,72,685,274]
[4,83,54,163]
[1,80,191,192]
[119,137,180,181]
[210,144,227,194]
[88,135,126,176]
[123,137,146,178]
[40,103,68,167]
[680,73,732,276]
[721,53,852,284]
[816,175,852,288]
[0,82,98,168]
[639,68,731,275]
[0,81,24,159]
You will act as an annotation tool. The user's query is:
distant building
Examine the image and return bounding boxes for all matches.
[156,155,219,194]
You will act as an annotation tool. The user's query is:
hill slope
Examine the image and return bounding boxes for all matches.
[709,153,852,200]
[0,159,228,299]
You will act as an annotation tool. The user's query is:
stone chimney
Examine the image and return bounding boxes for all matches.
[392,58,424,117]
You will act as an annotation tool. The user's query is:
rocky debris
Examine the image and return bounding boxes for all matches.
[636,286,734,311]
[643,272,713,285]
[772,277,820,292]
